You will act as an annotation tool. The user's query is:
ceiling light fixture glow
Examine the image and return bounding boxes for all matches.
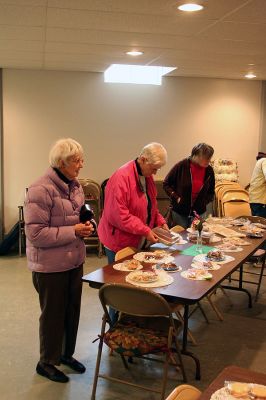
[126,50,143,56]
[178,3,204,12]
[245,73,256,79]
[104,64,176,85]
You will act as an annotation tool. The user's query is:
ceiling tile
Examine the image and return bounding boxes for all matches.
[0,4,46,26]
[46,8,210,35]
[0,25,45,40]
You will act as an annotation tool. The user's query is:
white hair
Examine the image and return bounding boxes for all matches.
[49,138,84,167]
[139,142,167,166]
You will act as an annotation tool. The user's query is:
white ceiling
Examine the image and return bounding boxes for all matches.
[0,0,265,80]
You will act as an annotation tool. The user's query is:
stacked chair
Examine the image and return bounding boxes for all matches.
[79,178,103,257]
[215,181,251,217]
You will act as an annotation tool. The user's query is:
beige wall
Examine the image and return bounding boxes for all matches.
[259,81,266,152]
[3,69,262,232]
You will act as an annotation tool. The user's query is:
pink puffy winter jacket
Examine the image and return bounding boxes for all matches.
[98,160,165,252]
[24,167,86,273]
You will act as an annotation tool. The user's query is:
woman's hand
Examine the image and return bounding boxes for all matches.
[161,224,170,231]
[75,223,94,238]
[146,230,159,244]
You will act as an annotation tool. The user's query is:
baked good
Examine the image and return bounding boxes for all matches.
[206,250,225,262]
[229,382,249,397]
[251,385,266,399]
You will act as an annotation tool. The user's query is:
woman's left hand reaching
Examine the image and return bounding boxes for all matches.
[161,223,170,231]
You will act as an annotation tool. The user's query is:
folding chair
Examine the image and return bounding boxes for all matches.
[165,384,201,400]
[91,283,187,400]
[79,178,103,257]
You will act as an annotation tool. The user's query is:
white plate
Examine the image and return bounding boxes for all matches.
[113,260,143,272]
[128,271,159,283]
[133,251,175,264]
[126,271,174,287]
[210,235,222,243]
[181,269,212,281]
[222,238,251,246]
[214,245,243,253]
[191,261,220,271]
[193,254,235,264]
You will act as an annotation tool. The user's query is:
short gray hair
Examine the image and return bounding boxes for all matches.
[191,143,214,159]
[49,138,84,167]
[139,142,167,167]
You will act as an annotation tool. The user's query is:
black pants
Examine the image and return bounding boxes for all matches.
[32,265,83,365]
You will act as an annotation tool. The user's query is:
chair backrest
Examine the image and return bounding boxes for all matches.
[165,384,202,400]
[170,225,185,233]
[79,179,101,201]
[221,189,249,203]
[155,179,170,217]
[222,201,251,217]
[115,247,137,261]
[99,283,172,318]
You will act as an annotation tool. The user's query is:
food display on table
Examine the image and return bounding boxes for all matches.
[128,271,159,283]
[191,260,220,271]
[222,237,251,246]
[215,243,243,252]
[152,227,185,246]
[207,224,246,238]
[187,229,219,244]
[206,250,225,262]
[211,381,266,400]
[113,259,143,272]
[194,253,235,264]
[239,225,264,234]
[205,217,233,226]
[181,269,212,281]
[253,222,266,230]
[133,251,174,264]
[160,262,182,272]
[231,218,248,226]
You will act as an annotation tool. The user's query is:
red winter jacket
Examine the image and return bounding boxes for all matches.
[98,160,165,252]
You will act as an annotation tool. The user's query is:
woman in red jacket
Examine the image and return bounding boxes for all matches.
[163,143,215,229]
[98,142,169,264]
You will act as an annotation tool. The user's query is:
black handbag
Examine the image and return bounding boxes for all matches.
[80,204,97,232]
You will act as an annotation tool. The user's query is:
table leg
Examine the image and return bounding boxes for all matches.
[182,304,201,380]
[221,265,252,308]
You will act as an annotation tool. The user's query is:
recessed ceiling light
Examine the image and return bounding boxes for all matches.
[245,73,256,79]
[178,3,204,12]
[126,50,144,56]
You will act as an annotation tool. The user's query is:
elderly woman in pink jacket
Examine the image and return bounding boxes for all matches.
[98,142,169,264]
[25,138,94,383]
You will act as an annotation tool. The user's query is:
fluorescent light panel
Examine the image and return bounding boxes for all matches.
[104,64,176,85]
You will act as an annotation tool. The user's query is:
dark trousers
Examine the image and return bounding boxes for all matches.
[32,265,83,365]
[250,203,266,249]
[250,203,266,219]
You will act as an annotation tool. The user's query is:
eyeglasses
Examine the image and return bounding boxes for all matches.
[149,164,161,172]
[69,157,84,165]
